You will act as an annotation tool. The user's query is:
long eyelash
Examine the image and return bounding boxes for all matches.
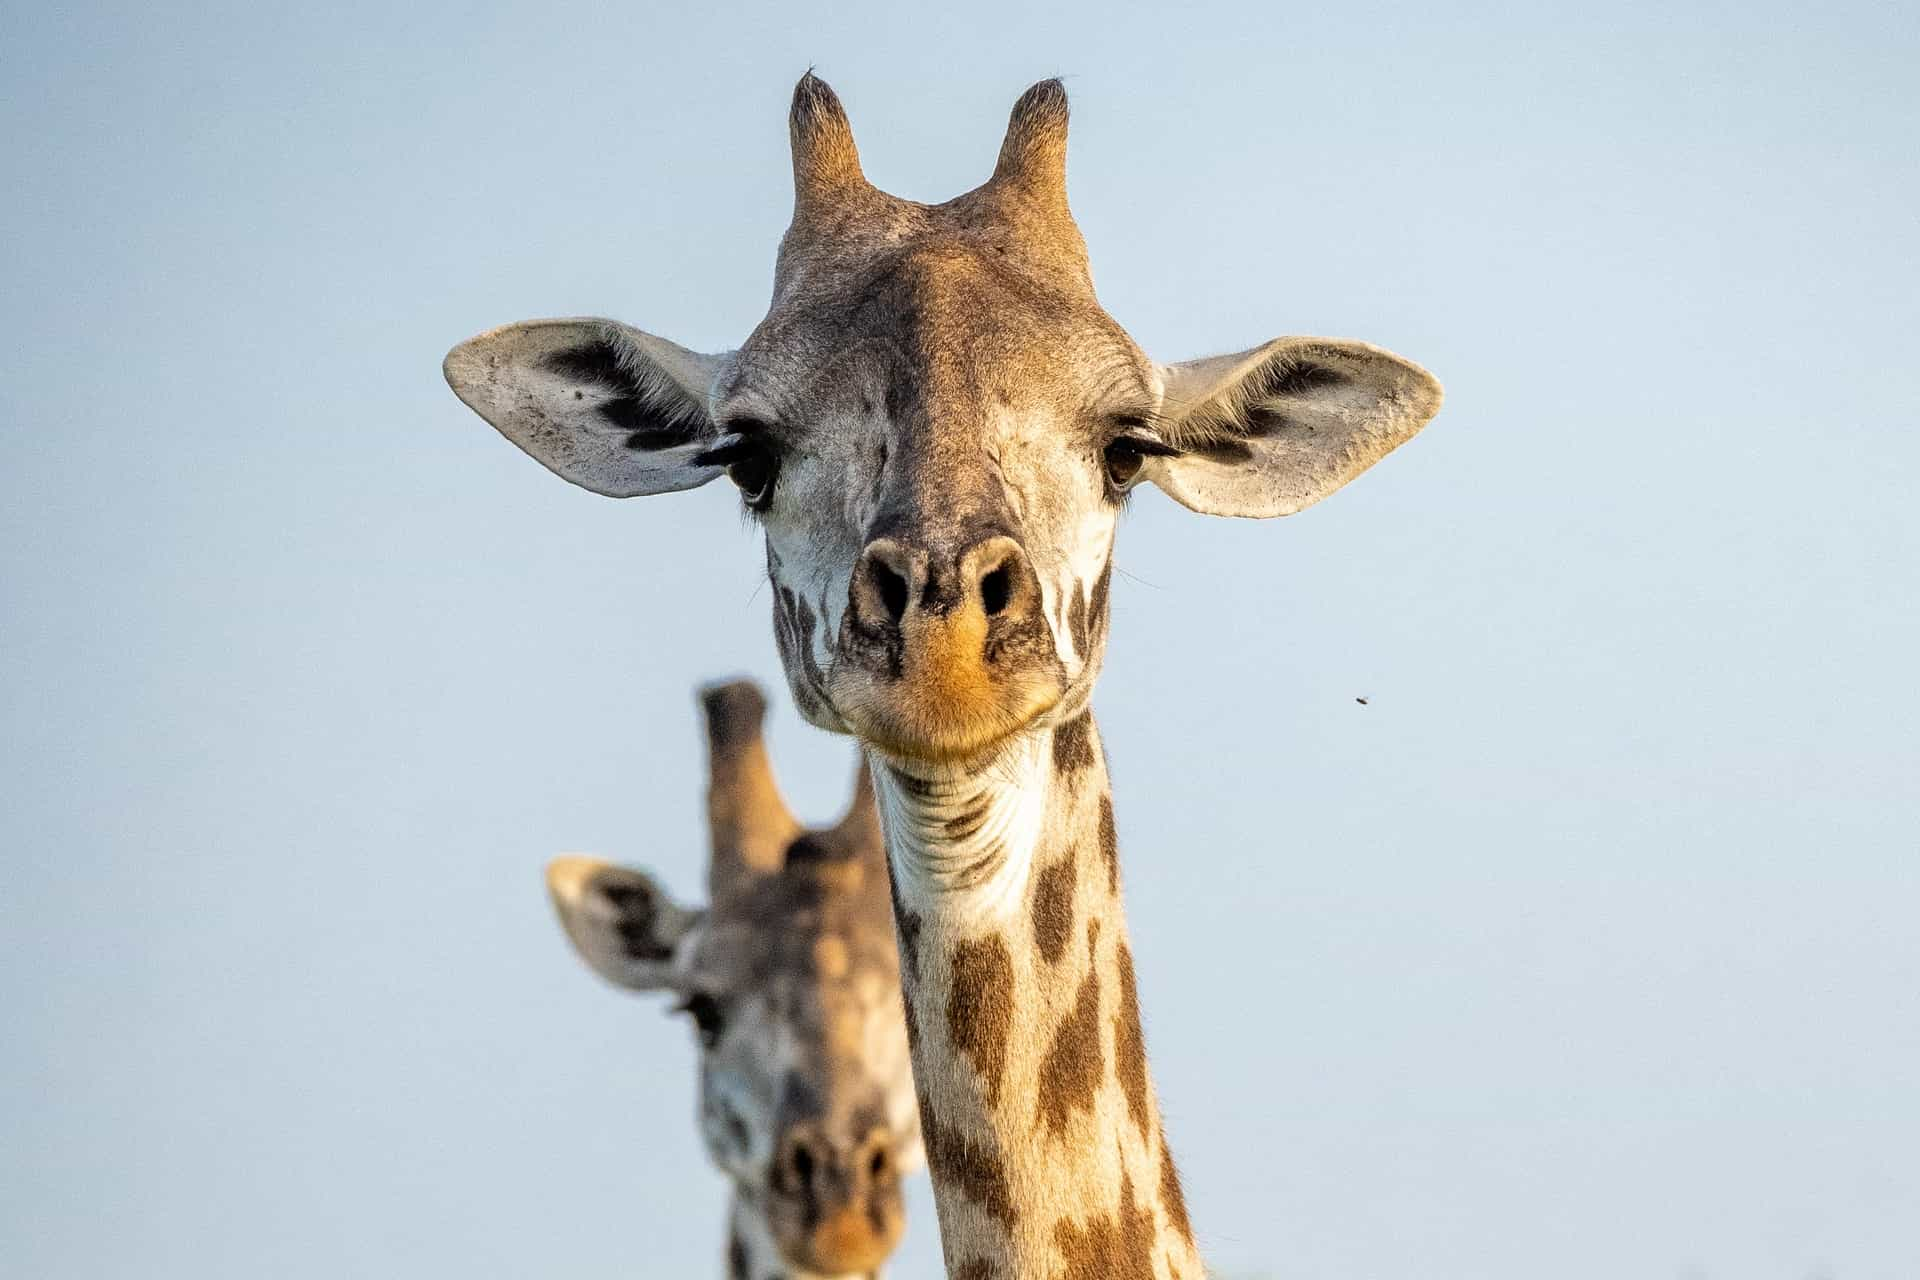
[691,435,761,467]
[1113,433,1183,458]
[1106,407,1184,452]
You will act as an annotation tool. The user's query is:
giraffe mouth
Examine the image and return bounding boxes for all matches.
[828,642,1065,764]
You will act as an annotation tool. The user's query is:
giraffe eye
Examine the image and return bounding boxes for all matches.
[693,430,781,511]
[726,447,779,509]
[1102,426,1179,495]
[1103,438,1146,488]
[675,993,728,1048]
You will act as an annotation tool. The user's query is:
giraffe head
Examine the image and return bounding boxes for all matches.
[447,75,1442,765]
[546,681,918,1275]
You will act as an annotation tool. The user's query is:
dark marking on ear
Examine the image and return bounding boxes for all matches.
[598,882,675,962]
[1254,358,1347,399]
[617,921,674,962]
[1114,941,1150,1140]
[1036,968,1103,1136]
[1030,852,1076,965]
[947,934,1014,1106]
[727,1230,748,1280]
[1228,359,1348,439]
[1192,438,1255,466]
[617,422,700,452]
[545,341,636,392]
[1098,794,1119,895]
[954,1259,997,1280]
[923,1113,1016,1228]
[1052,712,1095,774]
[1159,1133,1195,1246]
[1049,1168,1156,1279]
[1240,405,1296,438]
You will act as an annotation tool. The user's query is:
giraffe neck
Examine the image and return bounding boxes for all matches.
[725,1194,885,1280]
[871,712,1201,1280]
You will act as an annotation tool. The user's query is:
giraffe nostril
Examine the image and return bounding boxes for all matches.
[870,559,909,625]
[790,1141,816,1192]
[979,563,1012,617]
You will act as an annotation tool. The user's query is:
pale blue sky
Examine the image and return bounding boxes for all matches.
[3,2,1916,1277]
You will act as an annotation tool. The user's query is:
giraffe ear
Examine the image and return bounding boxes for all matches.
[546,856,704,992]
[444,318,731,498]
[1147,337,1442,518]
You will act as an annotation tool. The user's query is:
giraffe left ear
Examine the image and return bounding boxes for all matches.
[1147,337,1442,518]
[445,318,730,498]
[546,856,704,992]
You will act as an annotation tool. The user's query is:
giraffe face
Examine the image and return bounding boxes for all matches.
[545,688,919,1275]
[718,241,1150,764]
[446,77,1443,764]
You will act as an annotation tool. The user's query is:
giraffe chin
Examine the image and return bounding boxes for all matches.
[829,663,1064,765]
[781,1202,903,1275]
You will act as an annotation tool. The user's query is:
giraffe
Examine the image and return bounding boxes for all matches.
[545,680,921,1279]
[446,75,1441,1277]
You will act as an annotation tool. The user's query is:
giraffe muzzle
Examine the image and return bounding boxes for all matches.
[766,1126,906,1272]
[835,533,1063,761]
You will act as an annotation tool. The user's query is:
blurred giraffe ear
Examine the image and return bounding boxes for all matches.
[1148,337,1442,518]
[546,856,703,992]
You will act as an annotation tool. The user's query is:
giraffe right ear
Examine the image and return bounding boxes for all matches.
[444,318,731,498]
[546,856,704,992]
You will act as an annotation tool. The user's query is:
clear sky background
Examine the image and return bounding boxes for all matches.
[4,2,1916,1277]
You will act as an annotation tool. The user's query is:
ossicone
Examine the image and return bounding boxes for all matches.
[990,78,1070,208]
[789,71,870,216]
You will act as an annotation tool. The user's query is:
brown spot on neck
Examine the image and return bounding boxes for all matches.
[1097,793,1119,894]
[1049,1168,1157,1279]
[1035,967,1104,1137]
[1030,851,1077,965]
[1052,711,1095,774]
[947,934,1015,1106]
[1159,1133,1195,1247]
[922,1113,1017,1229]
[1114,940,1150,1140]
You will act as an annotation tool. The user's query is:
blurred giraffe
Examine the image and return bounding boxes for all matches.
[546,680,920,1279]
